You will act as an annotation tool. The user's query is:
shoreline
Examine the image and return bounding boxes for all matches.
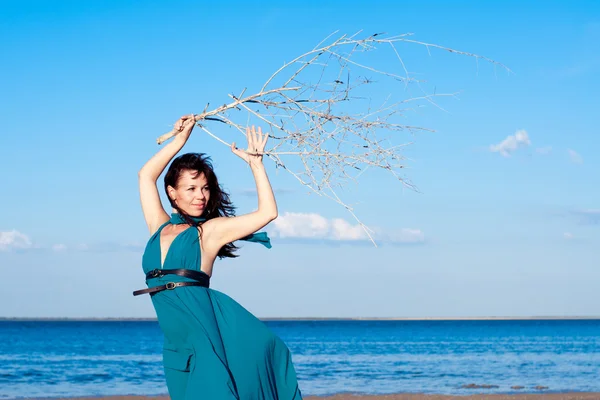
[2,316,600,321]
[42,393,600,400]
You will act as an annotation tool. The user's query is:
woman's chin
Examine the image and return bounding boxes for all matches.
[188,208,205,217]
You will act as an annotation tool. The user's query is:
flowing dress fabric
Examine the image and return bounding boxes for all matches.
[141,216,302,400]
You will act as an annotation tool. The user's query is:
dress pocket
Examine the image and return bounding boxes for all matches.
[162,346,194,372]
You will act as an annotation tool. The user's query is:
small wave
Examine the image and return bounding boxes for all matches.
[22,370,45,378]
[0,354,162,363]
[71,372,113,383]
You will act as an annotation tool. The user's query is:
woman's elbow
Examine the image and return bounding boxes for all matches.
[138,169,157,181]
[262,209,278,222]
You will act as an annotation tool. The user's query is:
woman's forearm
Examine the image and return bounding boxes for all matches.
[139,136,187,180]
[250,161,278,220]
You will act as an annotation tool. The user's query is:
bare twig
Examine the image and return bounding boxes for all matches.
[156,31,508,245]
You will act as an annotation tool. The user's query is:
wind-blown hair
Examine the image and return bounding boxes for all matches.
[164,153,238,258]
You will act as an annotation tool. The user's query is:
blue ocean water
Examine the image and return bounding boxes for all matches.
[1,319,600,399]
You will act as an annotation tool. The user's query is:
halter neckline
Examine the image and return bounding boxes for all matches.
[170,212,204,225]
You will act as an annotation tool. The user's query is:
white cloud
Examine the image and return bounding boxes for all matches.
[535,146,552,155]
[489,129,531,157]
[271,212,349,239]
[567,149,583,164]
[269,212,425,244]
[0,230,33,252]
[52,244,67,252]
[563,232,574,240]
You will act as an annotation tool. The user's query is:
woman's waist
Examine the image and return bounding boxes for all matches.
[133,268,210,296]
[145,267,210,282]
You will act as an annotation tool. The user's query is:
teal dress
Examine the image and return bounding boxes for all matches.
[139,213,302,400]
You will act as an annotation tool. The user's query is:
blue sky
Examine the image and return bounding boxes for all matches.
[1,0,598,318]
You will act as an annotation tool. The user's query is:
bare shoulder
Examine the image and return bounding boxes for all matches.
[148,214,170,235]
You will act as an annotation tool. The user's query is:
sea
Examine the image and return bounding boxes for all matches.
[1,319,600,399]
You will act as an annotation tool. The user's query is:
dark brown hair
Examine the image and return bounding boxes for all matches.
[164,153,238,258]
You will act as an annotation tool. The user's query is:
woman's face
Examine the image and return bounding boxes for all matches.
[169,169,210,217]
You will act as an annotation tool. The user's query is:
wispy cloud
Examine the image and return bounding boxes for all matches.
[269,212,425,245]
[563,232,574,240]
[52,244,68,252]
[4,213,426,252]
[0,230,33,252]
[570,209,600,225]
[489,129,531,157]
[492,139,582,165]
[567,149,583,164]
[0,230,144,254]
[535,146,552,155]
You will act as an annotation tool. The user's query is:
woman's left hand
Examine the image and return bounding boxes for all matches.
[231,126,268,165]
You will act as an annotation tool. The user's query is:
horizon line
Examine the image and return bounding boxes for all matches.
[2,316,600,321]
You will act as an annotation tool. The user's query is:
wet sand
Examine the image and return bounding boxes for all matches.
[52,393,600,400]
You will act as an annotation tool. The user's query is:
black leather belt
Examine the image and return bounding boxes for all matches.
[133,268,210,296]
[145,268,209,282]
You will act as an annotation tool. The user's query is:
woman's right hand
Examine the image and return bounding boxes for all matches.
[174,114,197,141]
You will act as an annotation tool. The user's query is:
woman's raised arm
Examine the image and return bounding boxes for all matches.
[138,115,196,234]
[207,126,277,248]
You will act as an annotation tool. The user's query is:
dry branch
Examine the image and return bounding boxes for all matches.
[156,31,509,246]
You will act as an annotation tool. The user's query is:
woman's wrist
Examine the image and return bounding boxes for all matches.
[170,134,190,151]
[248,159,264,170]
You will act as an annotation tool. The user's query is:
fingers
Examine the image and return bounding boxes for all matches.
[231,142,246,155]
[244,126,266,154]
[253,126,267,152]
[253,126,260,148]
[231,142,241,156]
[231,142,250,162]
[245,126,252,149]
[181,120,194,135]
[175,114,196,132]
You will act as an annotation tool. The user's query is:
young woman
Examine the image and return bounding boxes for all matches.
[135,115,302,399]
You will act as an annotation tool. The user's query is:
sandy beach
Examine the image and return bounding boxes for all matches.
[52,394,600,400]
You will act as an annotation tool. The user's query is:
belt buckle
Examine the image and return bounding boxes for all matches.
[165,282,176,290]
[149,269,161,278]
